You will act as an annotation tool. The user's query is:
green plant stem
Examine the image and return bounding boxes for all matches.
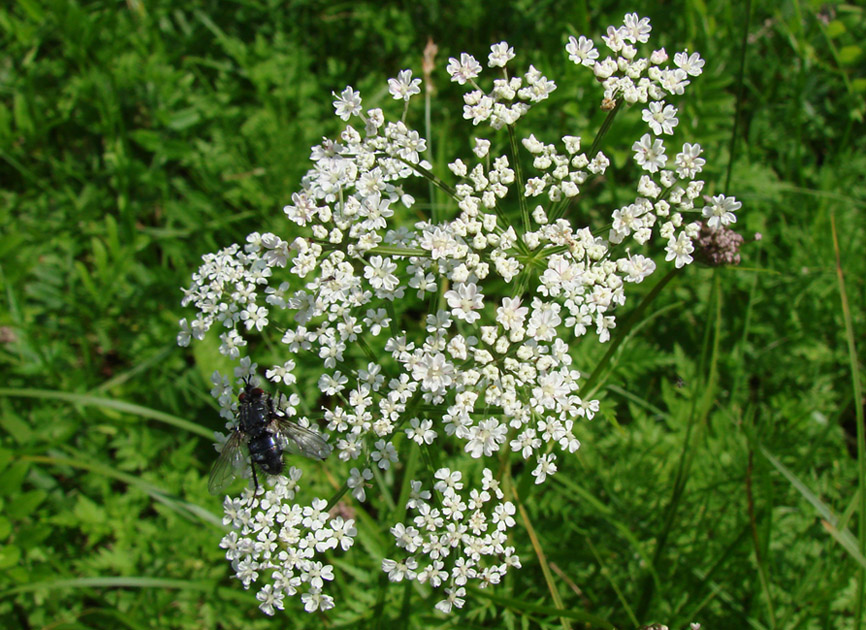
[585,536,639,627]
[636,270,721,620]
[587,99,622,160]
[582,266,680,396]
[323,481,351,513]
[507,123,530,234]
[511,481,572,630]
[367,245,427,258]
[746,447,778,628]
[425,75,437,225]
[392,154,457,198]
[831,212,866,630]
[725,0,751,193]
[550,100,623,223]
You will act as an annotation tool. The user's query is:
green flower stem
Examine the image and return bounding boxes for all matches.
[391,154,457,199]
[394,440,421,524]
[581,266,680,396]
[585,536,639,627]
[550,99,623,223]
[587,99,622,160]
[747,437,778,628]
[424,76,437,225]
[507,123,530,234]
[323,480,350,513]
[367,245,427,258]
[355,335,379,365]
[372,466,396,513]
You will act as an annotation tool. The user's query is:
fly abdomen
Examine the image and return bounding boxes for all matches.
[248,433,283,475]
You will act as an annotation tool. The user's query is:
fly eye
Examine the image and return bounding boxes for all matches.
[238,392,248,401]
[252,388,265,396]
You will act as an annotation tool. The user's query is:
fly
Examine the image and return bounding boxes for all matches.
[208,377,331,495]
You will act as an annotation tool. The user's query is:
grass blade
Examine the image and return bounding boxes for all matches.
[831,211,866,629]
[0,388,213,439]
[760,446,866,568]
[469,586,616,629]
[21,453,223,529]
[510,481,572,630]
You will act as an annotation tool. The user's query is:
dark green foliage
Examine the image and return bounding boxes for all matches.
[1,0,864,628]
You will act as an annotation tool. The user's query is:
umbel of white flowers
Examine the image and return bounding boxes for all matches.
[179,12,741,616]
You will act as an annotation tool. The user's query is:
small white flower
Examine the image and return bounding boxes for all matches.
[347,467,373,502]
[301,588,334,613]
[565,35,598,67]
[642,101,678,135]
[435,586,466,613]
[447,53,482,85]
[473,138,491,158]
[632,133,667,173]
[444,282,484,324]
[532,453,558,484]
[382,557,418,582]
[406,417,436,445]
[702,194,741,229]
[488,41,515,68]
[676,142,705,179]
[332,86,362,120]
[371,440,398,470]
[388,69,422,101]
[256,584,285,616]
[674,50,705,76]
[665,232,695,268]
[622,13,652,43]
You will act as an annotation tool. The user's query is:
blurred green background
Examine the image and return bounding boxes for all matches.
[1,0,864,628]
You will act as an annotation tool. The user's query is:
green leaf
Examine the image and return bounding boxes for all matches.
[23,453,223,528]
[0,544,20,570]
[0,408,31,443]
[12,91,32,136]
[0,460,29,496]
[6,489,47,519]
[15,0,45,22]
[838,45,862,66]
[825,20,846,38]
[166,107,202,131]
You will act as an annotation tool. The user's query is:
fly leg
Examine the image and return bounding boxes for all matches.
[271,391,284,416]
[250,462,259,492]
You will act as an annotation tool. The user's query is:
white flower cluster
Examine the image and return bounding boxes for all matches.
[179,12,742,615]
[219,468,357,615]
[558,14,740,265]
[447,44,556,128]
[382,468,521,613]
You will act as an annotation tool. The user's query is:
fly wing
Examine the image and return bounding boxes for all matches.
[208,430,246,495]
[273,416,332,461]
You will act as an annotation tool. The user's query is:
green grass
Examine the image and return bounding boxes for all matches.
[1,0,864,628]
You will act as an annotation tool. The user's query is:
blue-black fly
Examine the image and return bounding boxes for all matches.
[208,378,331,495]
